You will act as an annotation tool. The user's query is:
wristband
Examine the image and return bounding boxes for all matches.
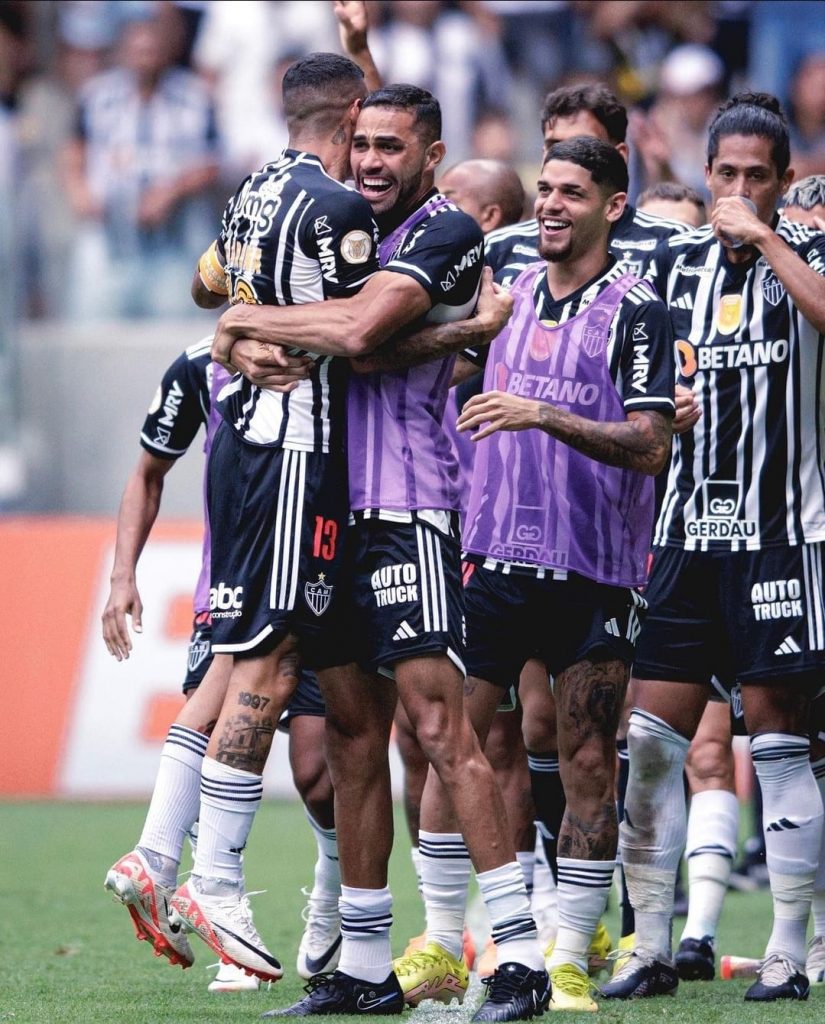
[198,241,229,296]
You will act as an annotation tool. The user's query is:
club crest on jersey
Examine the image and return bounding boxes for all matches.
[187,634,211,672]
[581,326,605,357]
[761,273,784,307]
[717,294,742,335]
[305,574,333,617]
[340,230,372,264]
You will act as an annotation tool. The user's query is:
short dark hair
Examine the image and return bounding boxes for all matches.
[361,84,442,146]
[282,52,365,133]
[544,137,629,195]
[540,83,628,145]
[637,181,706,213]
[707,91,790,176]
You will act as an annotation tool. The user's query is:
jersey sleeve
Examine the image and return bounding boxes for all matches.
[139,351,210,460]
[617,297,675,415]
[384,209,484,312]
[484,230,514,276]
[301,189,380,299]
[801,232,825,278]
[644,240,673,301]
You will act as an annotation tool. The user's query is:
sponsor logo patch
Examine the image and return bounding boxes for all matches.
[340,230,372,264]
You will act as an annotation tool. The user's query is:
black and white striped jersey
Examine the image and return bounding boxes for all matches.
[484,204,687,285]
[216,149,379,452]
[651,216,825,551]
[140,336,211,460]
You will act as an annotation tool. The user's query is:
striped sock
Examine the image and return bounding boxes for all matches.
[420,831,472,960]
[138,724,208,883]
[547,858,615,972]
[305,810,340,901]
[192,755,263,884]
[338,885,393,983]
[680,789,738,942]
[528,752,564,882]
[477,861,543,970]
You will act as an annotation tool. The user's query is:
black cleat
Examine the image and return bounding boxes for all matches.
[601,951,678,999]
[744,955,809,1001]
[262,971,405,1017]
[471,962,550,1022]
[675,935,715,981]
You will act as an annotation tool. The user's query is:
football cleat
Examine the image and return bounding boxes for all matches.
[296,888,341,980]
[402,928,477,970]
[208,960,262,992]
[104,850,194,968]
[471,962,551,1022]
[611,934,634,977]
[170,878,282,982]
[675,935,715,981]
[806,935,825,984]
[548,963,598,1012]
[744,954,809,1001]
[544,920,612,977]
[262,970,404,1016]
[392,940,469,1006]
[600,950,678,999]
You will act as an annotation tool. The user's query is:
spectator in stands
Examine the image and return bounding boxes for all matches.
[788,53,825,178]
[62,13,220,320]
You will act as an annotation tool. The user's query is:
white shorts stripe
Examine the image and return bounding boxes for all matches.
[270,450,305,611]
[804,544,825,651]
[416,523,450,634]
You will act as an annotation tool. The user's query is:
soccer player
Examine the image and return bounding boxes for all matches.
[782,174,825,230]
[603,92,825,1003]
[210,86,549,1021]
[439,159,526,237]
[485,82,686,286]
[637,182,707,229]
[392,136,675,1013]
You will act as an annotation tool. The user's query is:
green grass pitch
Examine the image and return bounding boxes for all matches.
[2,799,822,1023]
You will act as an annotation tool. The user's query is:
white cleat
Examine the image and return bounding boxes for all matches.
[296,887,342,980]
[170,877,283,983]
[104,849,194,968]
[806,935,825,985]
[208,960,262,992]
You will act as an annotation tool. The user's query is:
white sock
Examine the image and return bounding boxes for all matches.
[517,850,535,899]
[419,831,472,960]
[680,789,738,942]
[305,811,341,904]
[192,756,263,884]
[811,757,825,935]
[477,861,543,970]
[138,725,208,884]
[752,733,822,965]
[338,885,393,983]
[548,858,615,972]
[621,710,690,961]
[532,827,558,948]
[410,845,424,895]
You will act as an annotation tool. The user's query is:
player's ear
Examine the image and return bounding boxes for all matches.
[425,141,446,174]
[348,96,363,124]
[480,203,503,234]
[605,191,627,223]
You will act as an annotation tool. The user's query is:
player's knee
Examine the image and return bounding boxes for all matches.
[563,742,614,803]
[686,737,732,785]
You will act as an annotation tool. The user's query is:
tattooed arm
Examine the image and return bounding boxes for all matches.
[457,397,672,476]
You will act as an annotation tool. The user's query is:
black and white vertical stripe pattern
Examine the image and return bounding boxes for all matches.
[802,543,825,651]
[269,450,306,612]
[415,523,449,634]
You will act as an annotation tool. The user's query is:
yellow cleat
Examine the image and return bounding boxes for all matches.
[392,941,469,1006]
[477,937,497,979]
[544,921,613,977]
[403,928,476,969]
[610,933,635,977]
[403,931,427,957]
[549,963,599,1012]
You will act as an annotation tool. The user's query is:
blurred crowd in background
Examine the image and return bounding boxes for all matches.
[0,0,824,501]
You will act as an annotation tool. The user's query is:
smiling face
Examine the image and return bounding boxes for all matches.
[706,133,793,225]
[535,159,624,263]
[351,105,443,218]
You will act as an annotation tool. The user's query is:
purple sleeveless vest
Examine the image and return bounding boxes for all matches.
[463,264,654,586]
[347,196,462,513]
[193,362,231,614]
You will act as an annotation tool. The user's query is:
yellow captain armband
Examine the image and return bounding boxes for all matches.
[198,241,229,296]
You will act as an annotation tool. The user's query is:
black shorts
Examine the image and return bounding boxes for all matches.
[278,669,326,731]
[349,515,465,675]
[182,612,213,694]
[463,562,646,688]
[207,424,351,668]
[633,544,825,687]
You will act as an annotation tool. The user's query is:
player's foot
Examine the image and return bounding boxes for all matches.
[208,960,262,992]
[548,963,598,1012]
[104,850,194,968]
[478,938,497,979]
[675,935,715,981]
[600,950,678,999]
[544,920,612,977]
[463,926,478,971]
[296,889,341,980]
[806,935,825,984]
[262,970,404,1016]
[392,940,469,1006]
[170,877,282,982]
[471,962,551,1021]
[744,954,809,1001]
[403,928,477,970]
